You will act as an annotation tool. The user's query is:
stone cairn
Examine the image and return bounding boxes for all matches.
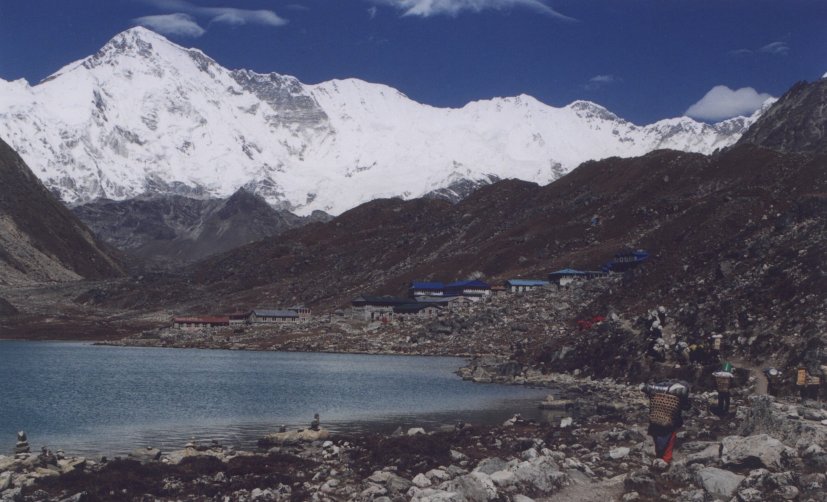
[14,431,30,454]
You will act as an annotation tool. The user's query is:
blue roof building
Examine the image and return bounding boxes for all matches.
[505,279,549,292]
[409,281,445,297]
[444,279,491,297]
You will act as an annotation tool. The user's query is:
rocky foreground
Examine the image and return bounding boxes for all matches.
[3,372,827,502]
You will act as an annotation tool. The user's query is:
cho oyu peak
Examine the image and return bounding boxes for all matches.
[0,27,763,215]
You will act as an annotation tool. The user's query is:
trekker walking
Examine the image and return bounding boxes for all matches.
[713,362,735,415]
[643,380,691,464]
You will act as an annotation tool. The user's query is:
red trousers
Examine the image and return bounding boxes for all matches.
[652,431,677,463]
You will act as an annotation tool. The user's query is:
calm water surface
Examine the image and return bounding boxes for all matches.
[0,341,548,456]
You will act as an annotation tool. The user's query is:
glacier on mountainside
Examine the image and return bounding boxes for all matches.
[0,27,765,215]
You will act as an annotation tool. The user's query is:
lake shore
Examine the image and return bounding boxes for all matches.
[4,372,827,501]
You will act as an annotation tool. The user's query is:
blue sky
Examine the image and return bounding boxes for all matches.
[0,0,824,124]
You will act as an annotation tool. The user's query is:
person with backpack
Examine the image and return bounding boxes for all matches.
[642,380,691,464]
[713,362,735,415]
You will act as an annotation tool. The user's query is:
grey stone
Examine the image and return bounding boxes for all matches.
[778,485,799,500]
[513,457,567,493]
[439,472,498,501]
[360,483,387,497]
[412,473,431,488]
[489,470,515,487]
[474,457,508,475]
[385,472,413,494]
[736,488,764,502]
[127,447,162,463]
[721,434,792,470]
[685,444,721,465]
[624,470,658,498]
[696,467,744,499]
[0,472,11,491]
[409,487,464,501]
[426,468,451,482]
[58,493,87,502]
[609,447,630,460]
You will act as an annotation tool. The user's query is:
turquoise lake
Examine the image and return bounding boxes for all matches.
[0,341,548,456]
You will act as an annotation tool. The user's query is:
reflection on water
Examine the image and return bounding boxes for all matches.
[0,341,549,456]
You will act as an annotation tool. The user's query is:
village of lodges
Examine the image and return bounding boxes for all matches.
[350,249,650,323]
[173,306,311,330]
[172,250,649,329]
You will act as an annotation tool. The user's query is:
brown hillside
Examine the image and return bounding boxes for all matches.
[85,143,826,333]
[0,137,124,285]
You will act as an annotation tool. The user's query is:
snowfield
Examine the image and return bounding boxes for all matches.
[0,27,765,215]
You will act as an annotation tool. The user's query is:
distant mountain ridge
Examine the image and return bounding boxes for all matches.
[0,27,765,216]
[72,189,330,267]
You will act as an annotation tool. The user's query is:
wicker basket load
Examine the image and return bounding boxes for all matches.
[797,368,808,386]
[806,376,821,386]
[715,376,732,391]
[649,392,680,427]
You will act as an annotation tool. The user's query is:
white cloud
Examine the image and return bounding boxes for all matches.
[590,75,616,84]
[758,41,789,56]
[728,40,790,57]
[685,85,774,121]
[368,6,378,19]
[133,13,206,37]
[205,8,287,27]
[141,0,287,29]
[370,0,575,20]
[584,74,620,91]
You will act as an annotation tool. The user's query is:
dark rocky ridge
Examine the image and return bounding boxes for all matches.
[0,137,124,286]
[738,77,827,154]
[0,297,18,316]
[72,189,331,268]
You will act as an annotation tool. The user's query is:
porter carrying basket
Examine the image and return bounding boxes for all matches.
[797,368,808,386]
[649,392,680,427]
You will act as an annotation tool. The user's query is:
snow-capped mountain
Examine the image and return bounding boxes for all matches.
[0,27,764,216]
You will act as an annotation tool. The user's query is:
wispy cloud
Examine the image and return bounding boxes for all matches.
[584,74,620,90]
[368,6,378,19]
[685,85,774,121]
[138,0,287,35]
[728,40,789,57]
[757,41,790,56]
[133,13,206,37]
[369,0,575,21]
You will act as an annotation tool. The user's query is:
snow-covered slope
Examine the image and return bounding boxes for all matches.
[0,27,763,215]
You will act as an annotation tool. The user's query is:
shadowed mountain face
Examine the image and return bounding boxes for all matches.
[0,138,123,286]
[738,78,827,154]
[72,189,331,268]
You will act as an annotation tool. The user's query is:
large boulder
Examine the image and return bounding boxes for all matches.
[720,434,793,470]
[474,457,509,475]
[739,395,827,447]
[438,472,498,501]
[512,456,567,493]
[695,467,744,500]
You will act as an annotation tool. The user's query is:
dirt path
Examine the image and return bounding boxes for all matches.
[541,475,625,502]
